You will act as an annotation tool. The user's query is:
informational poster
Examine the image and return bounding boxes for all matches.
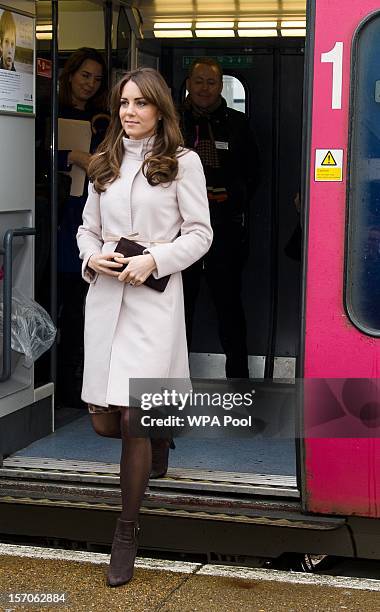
[0,6,34,114]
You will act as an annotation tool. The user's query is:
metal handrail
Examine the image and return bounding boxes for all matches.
[0,227,36,382]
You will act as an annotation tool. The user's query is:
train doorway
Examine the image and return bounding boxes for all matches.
[159,38,304,380]
[122,8,304,481]
[1,0,307,529]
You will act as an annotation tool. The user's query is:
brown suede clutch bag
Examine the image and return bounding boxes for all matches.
[115,237,170,292]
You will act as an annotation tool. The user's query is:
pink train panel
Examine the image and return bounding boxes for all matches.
[304,0,380,516]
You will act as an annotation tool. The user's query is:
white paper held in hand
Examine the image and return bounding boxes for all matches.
[58,118,92,196]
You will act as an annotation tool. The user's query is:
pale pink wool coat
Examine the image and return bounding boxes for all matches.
[77,137,213,407]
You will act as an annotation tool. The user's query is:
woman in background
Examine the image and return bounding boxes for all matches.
[57,47,109,409]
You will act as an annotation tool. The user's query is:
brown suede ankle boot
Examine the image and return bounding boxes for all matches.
[150,439,175,478]
[107,519,139,587]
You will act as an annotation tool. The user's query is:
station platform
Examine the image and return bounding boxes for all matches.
[1,544,379,611]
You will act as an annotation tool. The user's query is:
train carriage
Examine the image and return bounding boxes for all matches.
[0,0,379,563]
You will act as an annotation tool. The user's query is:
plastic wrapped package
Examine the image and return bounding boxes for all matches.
[0,289,56,366]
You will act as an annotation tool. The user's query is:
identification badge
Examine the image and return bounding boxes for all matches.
[215,141,229,150]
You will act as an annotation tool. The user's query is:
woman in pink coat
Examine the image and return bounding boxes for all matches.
[76,68,212,587]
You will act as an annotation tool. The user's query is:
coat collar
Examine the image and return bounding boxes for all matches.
[122,135,155,159]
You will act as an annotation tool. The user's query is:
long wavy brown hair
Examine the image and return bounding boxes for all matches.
[89,68,184,193]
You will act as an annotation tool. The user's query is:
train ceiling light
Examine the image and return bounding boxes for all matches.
[153,22,193,37]
[281,28,306,36]
[281,19,306,36]
[237,21,278,28]
[195,29,236,38]
[238,29,278,37]
[36,24,53,40]
[153,19,306,38]
[195,22,235,29]
[154,22,192,29]
[154,30,193,37]
[281,20,307,28]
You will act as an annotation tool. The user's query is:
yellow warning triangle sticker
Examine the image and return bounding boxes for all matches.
[321,151,337,166]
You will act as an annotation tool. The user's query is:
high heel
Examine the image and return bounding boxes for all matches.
[150,438,175,478]
[107,519,139,587]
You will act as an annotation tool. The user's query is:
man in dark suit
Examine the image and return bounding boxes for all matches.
[181,57,260,378]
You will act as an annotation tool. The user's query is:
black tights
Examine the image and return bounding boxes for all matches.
[91,410,151,522]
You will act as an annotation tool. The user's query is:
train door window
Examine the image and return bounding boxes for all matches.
[222,75,246,113]
[346,12,380,334]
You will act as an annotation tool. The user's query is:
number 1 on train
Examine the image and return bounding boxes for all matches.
[321,42,343,110]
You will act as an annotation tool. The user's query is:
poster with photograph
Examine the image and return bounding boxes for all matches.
[0,6,34,114]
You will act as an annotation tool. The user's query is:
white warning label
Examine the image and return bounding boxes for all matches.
[315,149,343,181]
